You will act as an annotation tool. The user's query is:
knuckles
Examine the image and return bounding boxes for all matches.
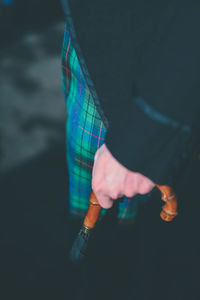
[124,190,135,198]
[109,191,119,200]
[92,179,153,200]
[92,181,120,200]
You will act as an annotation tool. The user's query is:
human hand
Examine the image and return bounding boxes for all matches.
[92,144,155,209]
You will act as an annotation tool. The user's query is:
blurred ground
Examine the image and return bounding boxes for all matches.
[0,9,79,299]
[0,22,66,173]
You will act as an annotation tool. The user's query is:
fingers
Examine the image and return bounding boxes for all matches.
[93,171,155,209]
[138,181,155,195]
[94,192,114,209]
[92,144,155,210]
[124,171,155,197]
[123,172,138,198]
[92,180,120,209]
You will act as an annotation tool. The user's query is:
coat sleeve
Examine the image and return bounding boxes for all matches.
[105,97,200,187]
[67,0,200,187]
[105,4,200,187]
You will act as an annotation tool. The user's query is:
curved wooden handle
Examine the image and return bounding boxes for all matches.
[83,185,178,229]
[156,184,178,222]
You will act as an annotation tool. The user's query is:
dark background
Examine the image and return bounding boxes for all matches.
[0,0,62,46]
[0,1,78,299]
[1,2,200,300]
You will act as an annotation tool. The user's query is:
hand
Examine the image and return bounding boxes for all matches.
[92,144,155,209]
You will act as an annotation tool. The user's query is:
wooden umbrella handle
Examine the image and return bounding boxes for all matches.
[83,185,178,229]
[156,184,178,222]
[83,192,101,229]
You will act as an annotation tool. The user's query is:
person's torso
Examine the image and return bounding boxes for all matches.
[64,0,200,128]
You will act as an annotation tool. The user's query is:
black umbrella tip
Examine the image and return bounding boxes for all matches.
[69,229,91,263]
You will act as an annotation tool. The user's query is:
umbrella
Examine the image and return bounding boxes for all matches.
[69,184,178,263]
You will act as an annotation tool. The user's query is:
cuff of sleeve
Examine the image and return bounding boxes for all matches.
[105,101,191,187]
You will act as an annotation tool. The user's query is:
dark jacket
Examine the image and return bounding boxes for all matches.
[63,0,200,187]
[62,3,200,297]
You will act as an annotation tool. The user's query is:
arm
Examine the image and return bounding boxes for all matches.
[92,4,200,205]
[92,99,199,208]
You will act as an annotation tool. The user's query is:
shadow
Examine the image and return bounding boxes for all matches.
[0,141,80,299]
[20,115,65,134]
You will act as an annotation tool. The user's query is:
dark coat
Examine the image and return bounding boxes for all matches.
[64,0,200,187]
[61,2,200,299]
